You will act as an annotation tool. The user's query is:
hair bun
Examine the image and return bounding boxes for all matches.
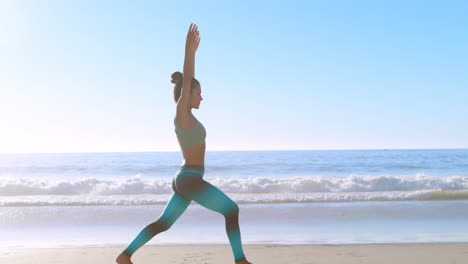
[171,71,183,84]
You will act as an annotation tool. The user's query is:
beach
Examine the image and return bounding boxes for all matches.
[3,0,468,262]
[1,243,467,264]
[1,150,468,263]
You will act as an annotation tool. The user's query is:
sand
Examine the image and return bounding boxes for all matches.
[0,243,467,264]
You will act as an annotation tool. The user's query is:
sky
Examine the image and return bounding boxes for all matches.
[1,0,467,153]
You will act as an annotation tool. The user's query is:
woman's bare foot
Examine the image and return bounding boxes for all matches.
[235,259,252,264]
[116,252,133,264]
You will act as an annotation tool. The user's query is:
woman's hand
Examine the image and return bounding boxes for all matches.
[185,23,200,55]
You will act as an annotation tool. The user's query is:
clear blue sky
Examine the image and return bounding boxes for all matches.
[1,0,467,153]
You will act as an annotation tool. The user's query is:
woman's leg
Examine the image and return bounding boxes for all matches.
[190,180,247,262]
[121,192,191,257]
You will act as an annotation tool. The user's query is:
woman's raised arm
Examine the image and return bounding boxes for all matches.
[177,24,200,115]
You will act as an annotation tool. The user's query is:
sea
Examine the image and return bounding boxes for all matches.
[1,149,467,250]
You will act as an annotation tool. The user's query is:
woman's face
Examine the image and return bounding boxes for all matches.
[191,85,203,109]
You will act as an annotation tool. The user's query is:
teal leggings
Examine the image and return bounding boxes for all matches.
[122,165,246,262]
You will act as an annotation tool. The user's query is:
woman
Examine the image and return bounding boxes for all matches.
[116,24,252,264]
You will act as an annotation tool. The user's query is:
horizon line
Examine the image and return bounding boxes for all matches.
[1,147,467,155]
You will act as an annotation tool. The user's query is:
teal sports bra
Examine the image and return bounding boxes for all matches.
[174,115,206,148]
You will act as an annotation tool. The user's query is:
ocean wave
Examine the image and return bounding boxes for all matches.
[0,174,467,196]
[1,189,468,206]
[0,174,467,205]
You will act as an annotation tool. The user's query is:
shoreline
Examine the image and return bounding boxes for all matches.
[1,242,467,264]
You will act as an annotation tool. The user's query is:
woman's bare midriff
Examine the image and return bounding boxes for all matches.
[176,113,205,167]
[180,143,205,167]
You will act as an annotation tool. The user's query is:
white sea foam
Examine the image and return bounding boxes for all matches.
[0,174,467,205]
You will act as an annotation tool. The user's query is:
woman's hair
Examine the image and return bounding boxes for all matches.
[171,71,200,103]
